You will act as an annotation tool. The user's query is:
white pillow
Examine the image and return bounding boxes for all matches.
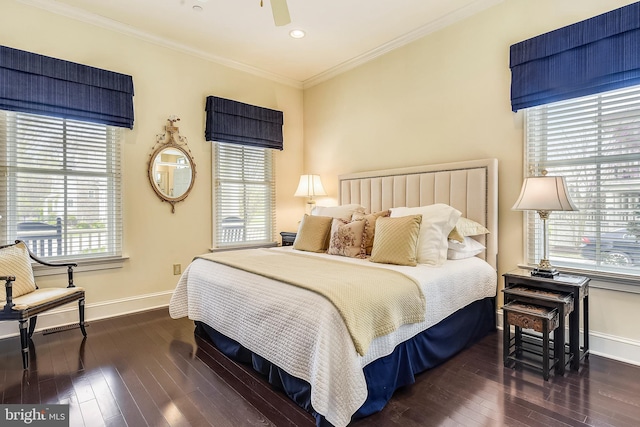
[312,204,365,221]
[448,236,486,260]
[390,204,461,266]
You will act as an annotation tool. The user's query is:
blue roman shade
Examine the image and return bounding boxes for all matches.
[205,96,284,150]
[0,45,134,128]
[510,2,640,112]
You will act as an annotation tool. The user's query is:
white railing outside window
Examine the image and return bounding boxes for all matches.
[213,142,275,248]
[525,85,640,281]
[0,110,122,261]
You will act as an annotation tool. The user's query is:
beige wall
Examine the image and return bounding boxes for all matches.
[2,0,639,364]
[303,0,640,362]
[0,1,304,325]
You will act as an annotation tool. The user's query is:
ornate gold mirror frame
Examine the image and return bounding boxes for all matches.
[148,116,196,213]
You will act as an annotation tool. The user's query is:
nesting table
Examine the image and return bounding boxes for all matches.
[503,269,590,373]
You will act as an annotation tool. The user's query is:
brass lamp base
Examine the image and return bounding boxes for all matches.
[531,258,559,278]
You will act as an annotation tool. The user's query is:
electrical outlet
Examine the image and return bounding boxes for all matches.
[173,264,182,275]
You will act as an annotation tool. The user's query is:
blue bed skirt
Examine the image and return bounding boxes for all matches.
[195,296,496,426]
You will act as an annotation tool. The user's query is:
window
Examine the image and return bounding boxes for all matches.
[213,142,275,247]
[0,110,122,260]
[524,84,640,278]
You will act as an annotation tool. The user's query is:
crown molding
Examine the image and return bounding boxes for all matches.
[18,0,502,91]
[16,0,303,89]
[302,0,504,89]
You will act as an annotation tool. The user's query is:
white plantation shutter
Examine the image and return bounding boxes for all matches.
[214,142,275,247]
[0,110,122,260]
[525,85,640,278]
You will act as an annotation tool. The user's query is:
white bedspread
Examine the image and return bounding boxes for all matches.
[169,247,496,427]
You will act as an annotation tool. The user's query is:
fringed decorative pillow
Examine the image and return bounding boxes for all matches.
[352,210,390,255]
[327,218,366,258]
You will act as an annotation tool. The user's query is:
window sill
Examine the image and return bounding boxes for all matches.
[32,255,129,277]
[210,241,278,253]
[517,263,640,294]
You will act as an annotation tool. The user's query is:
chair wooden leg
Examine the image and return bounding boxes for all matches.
[79,298,87,337]
[28,315,38,338]
[19,320,29,369]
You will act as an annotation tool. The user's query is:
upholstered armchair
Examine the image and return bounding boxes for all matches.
[0,240,86,369]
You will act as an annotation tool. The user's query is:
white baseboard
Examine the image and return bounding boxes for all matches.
[588,332,640,367]
[496,308,640,367]
[3,302,638,368]
[0,290,173,340]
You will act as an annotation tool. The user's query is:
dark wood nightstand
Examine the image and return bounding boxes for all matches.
[280,231,297,246]
[503,269,589,372]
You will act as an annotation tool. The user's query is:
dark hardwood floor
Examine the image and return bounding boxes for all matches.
[1,308,640,427]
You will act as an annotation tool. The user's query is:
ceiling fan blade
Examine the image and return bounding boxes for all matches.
[270,0,291,26]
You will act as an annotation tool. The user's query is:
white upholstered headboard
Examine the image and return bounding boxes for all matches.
[339,158,498,270]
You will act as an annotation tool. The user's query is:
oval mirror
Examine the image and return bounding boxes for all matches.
[148,117,196,212]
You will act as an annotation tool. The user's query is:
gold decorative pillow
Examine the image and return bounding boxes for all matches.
[450,217,490,238]
[370,215,422,266]
[0,241,36,302]
[391,204,461,266]
[327,218,366,258]
[448,227,465,243]
[352,210,391,255]
[293,214,333,253]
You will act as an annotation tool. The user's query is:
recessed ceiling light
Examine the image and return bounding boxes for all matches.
[193,5,203,11]
[289,29,305,39]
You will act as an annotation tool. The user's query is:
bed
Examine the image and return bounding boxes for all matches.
[169,158,498,427]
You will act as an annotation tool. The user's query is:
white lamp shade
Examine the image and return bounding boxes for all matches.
[512,175,577,212]
[294,174,327,198]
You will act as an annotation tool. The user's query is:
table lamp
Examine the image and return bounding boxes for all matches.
[512,171,577,278]
[294,174,327,212]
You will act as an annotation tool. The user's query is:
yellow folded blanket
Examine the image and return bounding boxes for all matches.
[197,249,425,356]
